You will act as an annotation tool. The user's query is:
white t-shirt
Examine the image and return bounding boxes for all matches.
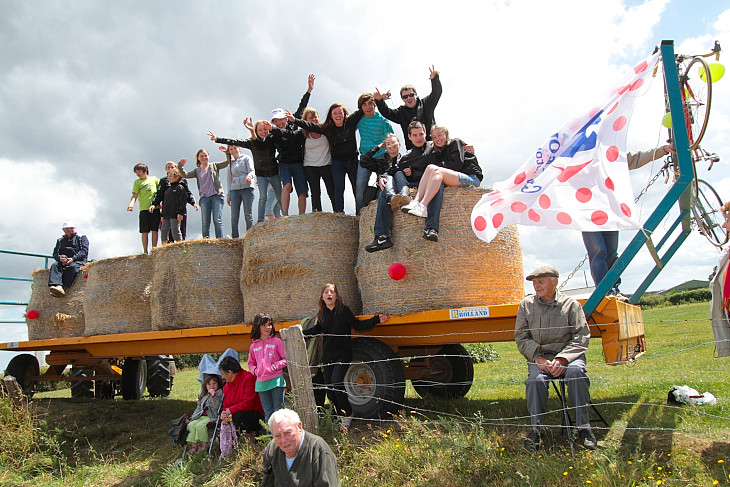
[303,135,331,167]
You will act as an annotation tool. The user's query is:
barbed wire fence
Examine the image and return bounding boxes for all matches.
[281,315,730,436]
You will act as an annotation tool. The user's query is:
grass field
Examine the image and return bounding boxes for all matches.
[1,301,729,486]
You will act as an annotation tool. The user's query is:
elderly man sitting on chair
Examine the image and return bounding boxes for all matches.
[515,265,596,451]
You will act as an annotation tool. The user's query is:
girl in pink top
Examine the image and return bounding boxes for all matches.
[248,313,287,422]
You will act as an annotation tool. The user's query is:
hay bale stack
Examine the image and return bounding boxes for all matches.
[151,239,244,330]
[26,269,86,340]
[241,213,361,322]
[82,254,152,336]
[356,186,524,315]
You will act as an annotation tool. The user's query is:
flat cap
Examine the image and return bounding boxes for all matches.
[526,265,559,281]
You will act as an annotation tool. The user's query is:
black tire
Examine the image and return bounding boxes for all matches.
[70,366,94,399]
[682,57,712,150]
[692,179,728,247]
[412,344,474,399]
[346,338,405,419]
[121,359,147,400]
[147,356,174,398]
[5,353,40,397]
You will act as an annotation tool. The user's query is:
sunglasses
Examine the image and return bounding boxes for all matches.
[401,93,416,99]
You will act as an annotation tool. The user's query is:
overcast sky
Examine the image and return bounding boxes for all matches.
[1,1,729,369]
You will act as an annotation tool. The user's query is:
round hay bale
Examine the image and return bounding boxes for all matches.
[240,213,361,322]
[26,268,86,340]
[151,239,244,330]
[356,186,524,315]
[82,254,153,336]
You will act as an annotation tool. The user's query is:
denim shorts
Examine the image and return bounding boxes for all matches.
[278,162,309,196]
[457,173,481,188]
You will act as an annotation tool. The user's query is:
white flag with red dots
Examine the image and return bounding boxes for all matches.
[472,51,660,243]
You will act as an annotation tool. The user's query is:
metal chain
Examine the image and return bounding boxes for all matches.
[558,156,671,291]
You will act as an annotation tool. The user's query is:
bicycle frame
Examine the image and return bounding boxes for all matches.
[583,40,696,317]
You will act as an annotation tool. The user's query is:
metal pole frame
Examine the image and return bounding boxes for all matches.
[583,40,695,316]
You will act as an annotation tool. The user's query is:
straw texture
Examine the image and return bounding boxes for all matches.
[356,186,524,315]
[26,269,86,340]
[151,239,244,330]
[82,254,152,336]
[240,213,361,322]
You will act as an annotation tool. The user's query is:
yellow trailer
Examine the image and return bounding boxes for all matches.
[1,296,642,418]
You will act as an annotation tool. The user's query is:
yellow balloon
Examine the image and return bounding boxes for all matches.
[662,112,673,129]
[699,62,725,83]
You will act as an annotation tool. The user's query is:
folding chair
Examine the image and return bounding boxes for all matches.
[549,377,608,454]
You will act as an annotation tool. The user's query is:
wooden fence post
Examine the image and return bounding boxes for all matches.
[279,324,318,432]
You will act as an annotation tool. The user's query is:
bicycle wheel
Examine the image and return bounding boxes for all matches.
[691,179,728,247]
[682,57,712,150]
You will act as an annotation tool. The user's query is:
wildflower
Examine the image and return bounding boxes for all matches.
[563,472,568,476]
[719,460,725,464]
[628,461,633,465]
[656,481,662,485]
[713,481,719,485]
[586,481,592,484]
[657,467,662,471]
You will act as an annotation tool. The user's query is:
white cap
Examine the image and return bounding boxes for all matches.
[61,220,75,229]
[270,108,287,120]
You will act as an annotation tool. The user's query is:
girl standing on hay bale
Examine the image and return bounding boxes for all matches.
[304,283,387,431]
[209,119,284,222]
[287,103,365,214]
[178,147,230,238]
[185,374,224,456]
[248,313,287,422]
[401,125,483,241]
[301,107,336,212]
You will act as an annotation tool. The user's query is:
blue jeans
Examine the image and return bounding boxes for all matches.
[229,188,254,237]
[331,158,357,213]
[373,180,435,237]
[356,165,373,214]
[257,175,283,221]
[258,386,286,423]
[199,194,224,238]
[582,231,620,289]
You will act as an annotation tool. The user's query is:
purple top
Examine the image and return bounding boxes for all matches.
[197,166,220,198]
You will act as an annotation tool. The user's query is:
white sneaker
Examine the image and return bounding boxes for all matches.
[400,199,417,214]
[408,201,428,218]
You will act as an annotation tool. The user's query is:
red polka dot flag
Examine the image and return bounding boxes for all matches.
[472,51,660,243]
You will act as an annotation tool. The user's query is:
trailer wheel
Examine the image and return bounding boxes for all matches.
[346,338,405,419]
[121,359,147,400]
[5,353,40,397]
[147,356,174,398]
[412,344,474,399]
[70,367,94,399]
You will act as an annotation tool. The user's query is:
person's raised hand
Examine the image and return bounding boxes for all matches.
[207,131,216,142]
[428,65,439,79]
[307,73,315,93]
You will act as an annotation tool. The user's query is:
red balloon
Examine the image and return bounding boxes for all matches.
[388,262,406,281]
[83,274,88,279]
[26,309,39,320]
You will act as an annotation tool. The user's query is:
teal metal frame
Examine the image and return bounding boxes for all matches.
[583,40,695,317]
[0,248,53,321]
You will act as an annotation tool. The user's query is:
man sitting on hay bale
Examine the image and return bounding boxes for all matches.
[48,221,89,297]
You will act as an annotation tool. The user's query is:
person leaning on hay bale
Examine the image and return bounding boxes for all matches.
[401,125,482,241]
[48,221,89,298]
[303,283,387,431]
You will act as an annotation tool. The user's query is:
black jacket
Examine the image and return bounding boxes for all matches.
[216,137,278,177]
[304,305,378,363]
[53,233,89,264]
[359,145,401,177]
[153,177,195,208]
[293,109,365,161]
[437,138,483,182]
[375,74,442,149]
[159,181,190,218]
[395,143,441,183]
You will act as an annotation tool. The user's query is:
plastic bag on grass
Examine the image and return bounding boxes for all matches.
[668,385,717,405]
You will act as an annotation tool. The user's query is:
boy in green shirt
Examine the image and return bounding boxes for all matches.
[127,163,160,253]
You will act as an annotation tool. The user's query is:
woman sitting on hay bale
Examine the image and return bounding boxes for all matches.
[401,125,483,241]
[304,283,387,431]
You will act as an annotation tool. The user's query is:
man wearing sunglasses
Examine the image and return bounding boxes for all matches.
[374,65,442,149]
